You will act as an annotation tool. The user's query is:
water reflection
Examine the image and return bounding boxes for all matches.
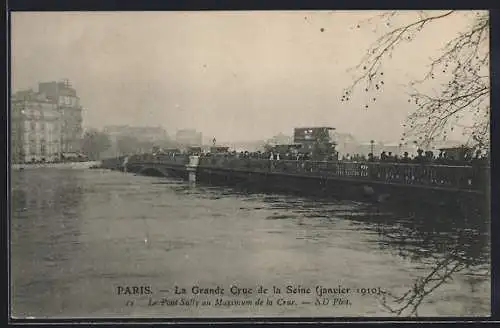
[244,194,490,317]
[337,206,488,317]
[343,208,489,265]
[171,183,490,275]
[11,169,85,317]
[233,192,490,265]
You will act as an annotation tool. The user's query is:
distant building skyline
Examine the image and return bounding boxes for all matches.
[103,124,169,142]
[102,124,169,156]
[91,122,468,156]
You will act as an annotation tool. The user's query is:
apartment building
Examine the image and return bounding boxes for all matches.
[11,91,61,163]
[11,79,84,163]
[38,79,83,153]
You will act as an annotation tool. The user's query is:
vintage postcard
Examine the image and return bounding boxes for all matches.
[10,10,490,320]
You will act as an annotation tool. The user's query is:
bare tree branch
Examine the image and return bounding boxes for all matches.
[343,10,490,152]
[379,250,469,317]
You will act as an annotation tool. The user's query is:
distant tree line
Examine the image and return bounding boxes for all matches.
[81,129,111,160]
[80,128,179,160]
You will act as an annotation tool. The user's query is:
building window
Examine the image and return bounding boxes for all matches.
[29,133,36,143]
[29,143,36,155]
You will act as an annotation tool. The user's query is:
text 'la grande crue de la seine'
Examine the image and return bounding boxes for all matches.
[116,284,383,309]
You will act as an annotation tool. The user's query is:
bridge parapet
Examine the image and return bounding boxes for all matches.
[115,155,488,193]
[198,157,489,192]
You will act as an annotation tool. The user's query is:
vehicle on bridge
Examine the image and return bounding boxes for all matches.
[439,146,474,161]
[293,126,338,161]
[209,146,230,154]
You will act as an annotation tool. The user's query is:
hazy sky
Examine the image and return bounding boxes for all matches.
[11,11,478,142]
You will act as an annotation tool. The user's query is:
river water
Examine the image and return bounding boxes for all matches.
[10,167,490,319]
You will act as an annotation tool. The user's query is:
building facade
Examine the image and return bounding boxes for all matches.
[38,80,83,153]
[104,125,168,143]
[11,79,84,163]
[103,125,169,156]
[265,133,293,146]
[11,91,61,163]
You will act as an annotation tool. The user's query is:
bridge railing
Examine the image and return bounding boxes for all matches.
[120,154,488,191]
[198,157,488,191]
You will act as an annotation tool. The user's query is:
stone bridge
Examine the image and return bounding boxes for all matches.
[101,153,490,211]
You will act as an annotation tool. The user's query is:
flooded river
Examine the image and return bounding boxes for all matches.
[10,168,490,318]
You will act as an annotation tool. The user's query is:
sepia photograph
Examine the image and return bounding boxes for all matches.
[9,10,490,319]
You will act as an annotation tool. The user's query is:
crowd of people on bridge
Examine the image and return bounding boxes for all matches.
[361,148,488,166]
[192,148,489,167]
